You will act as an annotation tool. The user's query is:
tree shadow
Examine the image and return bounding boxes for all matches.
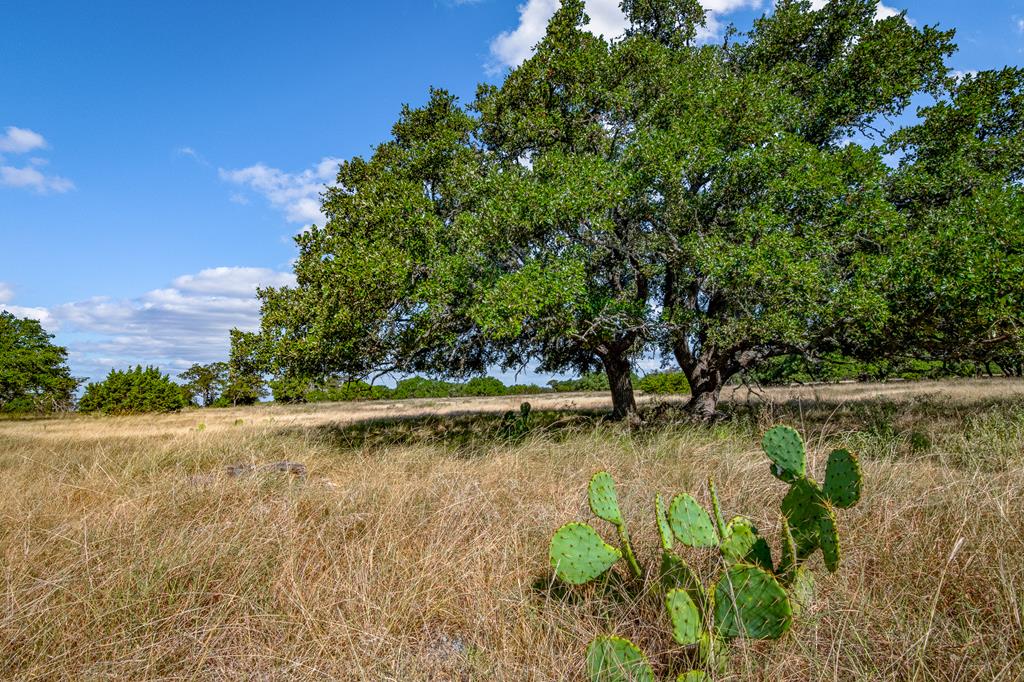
[283,405,609,454]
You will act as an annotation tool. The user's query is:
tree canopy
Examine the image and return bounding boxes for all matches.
[248,0,1022,422]
[0,312,80,414]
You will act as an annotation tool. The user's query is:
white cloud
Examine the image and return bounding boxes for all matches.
[0,125,74,194]
[0,126,47,154]
[0,165,75,193]
[488,0,766,69]
[219,157,341,226]
[1017,18,1024,34]
[0,282,12,304]
[0,267,296,382]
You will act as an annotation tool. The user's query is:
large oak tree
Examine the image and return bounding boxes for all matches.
[249,0,1021,422]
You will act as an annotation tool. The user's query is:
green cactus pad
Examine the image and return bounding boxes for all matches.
[585,636,655,682]
[666,588,702,645]
[659,552,706,614]
[762,425,807,482]
[677,672,709,682]
[778,517,797,584]
[818,505,841,573]
[668,493,718,548]
[589,471,624,525]
[707,479,728,539]
[720,517,758,564]
[791,567,816,615]
[549,523,622,585]
[712,564,793,640]
[698,631,728,675]
[780,477,826,558]
[655,494,674,551]
[823,449,862,509]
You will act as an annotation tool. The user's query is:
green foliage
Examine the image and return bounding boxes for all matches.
[221,330,266,406]
[636,372,690,395]
[78,366,189,415]
[248,0,1019,422]
[178,362,228,406]
[0,312,80,413]
[549,425,861,679]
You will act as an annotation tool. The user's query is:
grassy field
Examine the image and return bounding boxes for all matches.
[1,378,1023,680]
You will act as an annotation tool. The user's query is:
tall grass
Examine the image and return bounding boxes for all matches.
[1,379,1022,680]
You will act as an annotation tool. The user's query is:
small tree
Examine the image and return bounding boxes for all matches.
[178,362,228,406]
[0,312,80,413]
[78,366,188,414]
[219,330,266,406]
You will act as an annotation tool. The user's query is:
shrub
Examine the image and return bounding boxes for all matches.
[78,366,189,415]
[636,371,690,395]
[461,376,509,397]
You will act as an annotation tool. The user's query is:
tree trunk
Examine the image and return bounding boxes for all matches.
[602,354,640,425]
[681,356,727,422]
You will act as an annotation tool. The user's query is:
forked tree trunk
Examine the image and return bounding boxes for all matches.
[675,345,765,422]
[681,356,728,422]
[602,354,641,426]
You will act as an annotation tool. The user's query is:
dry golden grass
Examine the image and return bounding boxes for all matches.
[1,378,1023,680]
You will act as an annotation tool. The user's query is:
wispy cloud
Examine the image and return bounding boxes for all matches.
[219,157,341,226]
[0,126,74,194]
[0,267,296,382]
[0,282,13,304]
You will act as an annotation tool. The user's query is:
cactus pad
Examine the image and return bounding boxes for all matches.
[823,449,862,509]
[712,564,793,640]
[791,567,816,615]
[655,494,674,551]
[780,477,826,558]
[589,471,624,525]
[549,523,622,585]
[585,636,655,682]
[707,479,728,539]
[720,517,758,564]
[676,672,709,682]
[666,588,702,645]
[818,505,841,573]
[762,426,807,482]
[660,552,706,614]
[778,517,797,583]
[668,494,718,548]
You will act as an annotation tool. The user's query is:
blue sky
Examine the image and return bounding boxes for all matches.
[1,0,1022,385]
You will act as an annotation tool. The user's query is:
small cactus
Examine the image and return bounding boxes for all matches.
[763,425,863,572]
[554,425,860,681]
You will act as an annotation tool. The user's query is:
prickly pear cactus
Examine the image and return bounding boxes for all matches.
[712,564,793,640]
[549,522,622,585]
[818,505,841,573]
[655,494,674,551]
[762,425,807,481]
[676,672,709,682]
[823,449,862,508]
[666,588,702,645]
[586,636,655,682]
[764,425,863,573]
[668,493,718,548]
[590,471,624,524]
